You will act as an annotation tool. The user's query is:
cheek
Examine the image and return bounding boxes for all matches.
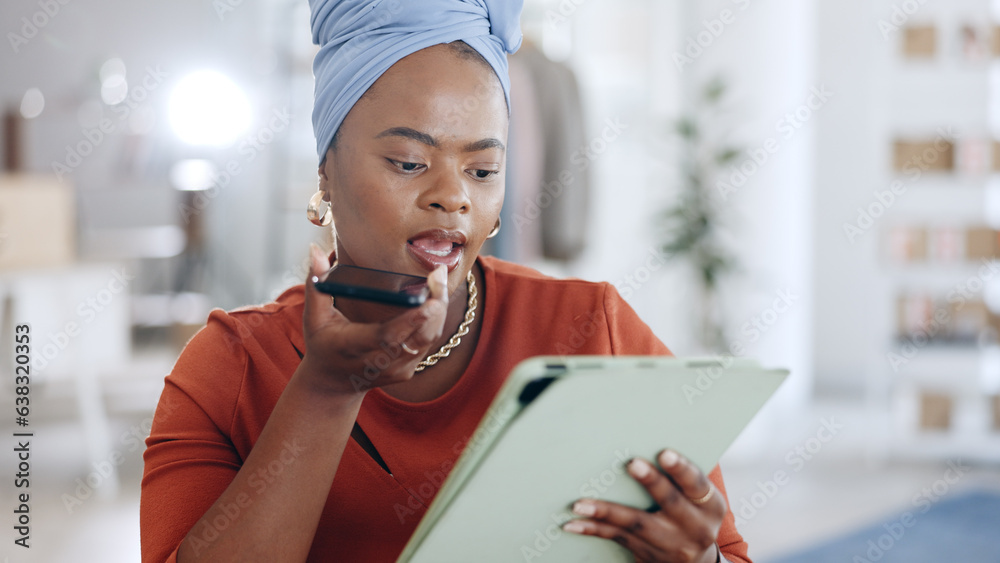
[470,189,504,242]
[485,185,505,218]
[330,157,402,220]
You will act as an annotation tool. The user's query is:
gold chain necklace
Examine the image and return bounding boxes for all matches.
[414,270,477,372]
[329,270,478,372]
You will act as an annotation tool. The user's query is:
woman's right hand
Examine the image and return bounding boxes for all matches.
[298,242,450,396]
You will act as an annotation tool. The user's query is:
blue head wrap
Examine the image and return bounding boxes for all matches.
[309,0,524,161]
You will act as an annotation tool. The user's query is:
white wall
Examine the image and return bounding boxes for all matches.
[812,0,891,397]
[678,0,816,456]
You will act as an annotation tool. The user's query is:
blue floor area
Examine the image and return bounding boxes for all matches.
[771,490,1000,562]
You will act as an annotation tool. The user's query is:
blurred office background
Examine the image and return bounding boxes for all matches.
[2,0,1000,561]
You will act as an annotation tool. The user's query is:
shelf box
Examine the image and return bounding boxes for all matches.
[965,227,997,260]
[919,391,952,430]
[994,395,1000,430]
[887,226,927,262]
[893,139,954,172]
[896,293,933,336]
[952,299,989,343]
[993,140,1000,172]
[0,174,75,270]
[902,25,937,58]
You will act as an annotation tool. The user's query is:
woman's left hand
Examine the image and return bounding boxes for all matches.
[562,449,726,563]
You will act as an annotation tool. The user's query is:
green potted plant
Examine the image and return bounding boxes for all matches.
[659,77,741,353]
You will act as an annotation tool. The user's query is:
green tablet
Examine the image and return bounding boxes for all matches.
[397,355,789,563]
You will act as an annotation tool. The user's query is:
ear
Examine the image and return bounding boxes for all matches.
[317,150,334,200]
[318,156,329,183]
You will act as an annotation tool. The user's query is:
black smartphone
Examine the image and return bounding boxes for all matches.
[314,263,430,307]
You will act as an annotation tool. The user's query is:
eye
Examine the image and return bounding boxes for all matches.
[388,159,425,173]
[472,169,499,179]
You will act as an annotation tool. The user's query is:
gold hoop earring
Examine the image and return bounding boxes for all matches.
[487,217,501,239]
[307,190,332,227]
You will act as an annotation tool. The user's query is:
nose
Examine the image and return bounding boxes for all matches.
[420,167,470,214]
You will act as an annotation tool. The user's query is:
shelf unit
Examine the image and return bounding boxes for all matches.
[871,0,1000,463]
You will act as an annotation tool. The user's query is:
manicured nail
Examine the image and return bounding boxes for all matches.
[629,458,652,479]
[660,450,679,468]
[572,500,596,517]
[562,521,587,534]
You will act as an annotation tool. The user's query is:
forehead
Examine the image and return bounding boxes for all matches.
[348,44,509,142]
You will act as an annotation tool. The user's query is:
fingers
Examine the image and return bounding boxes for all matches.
[626,457,701,526]
[377,265,449,353]
[654,450,727,520]
[427,264,448,300]
[408,265,450,347]
[303,243,334,329]
[562,450,726,561]
[563,500,698,562]
[300,255,454,390]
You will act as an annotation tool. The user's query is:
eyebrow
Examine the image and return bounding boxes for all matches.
[375,127,505,152]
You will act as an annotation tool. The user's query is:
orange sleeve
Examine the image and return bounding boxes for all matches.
[708,466,752,563]
[601,283,753,562]
[140,310,248,563]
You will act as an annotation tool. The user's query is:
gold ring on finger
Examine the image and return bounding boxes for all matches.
[689,487,714,506]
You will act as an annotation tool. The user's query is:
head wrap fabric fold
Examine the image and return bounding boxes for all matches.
[309,0,524,161]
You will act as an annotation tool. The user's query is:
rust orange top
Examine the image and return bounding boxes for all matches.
[141,254,752,562]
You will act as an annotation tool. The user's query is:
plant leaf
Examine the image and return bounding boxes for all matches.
[676,118,697,140]
[716,147,741,166]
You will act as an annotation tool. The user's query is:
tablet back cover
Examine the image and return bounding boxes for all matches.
[398,355,788,563]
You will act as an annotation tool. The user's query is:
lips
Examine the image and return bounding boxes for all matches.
[407,228,467,273]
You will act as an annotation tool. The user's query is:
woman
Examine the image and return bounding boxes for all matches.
[140,1,752,562]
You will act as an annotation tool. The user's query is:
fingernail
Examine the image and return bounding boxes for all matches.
[660,450,679,468]
[572,500,596,517]
[562,521,587,534]
[629,458,652,479]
